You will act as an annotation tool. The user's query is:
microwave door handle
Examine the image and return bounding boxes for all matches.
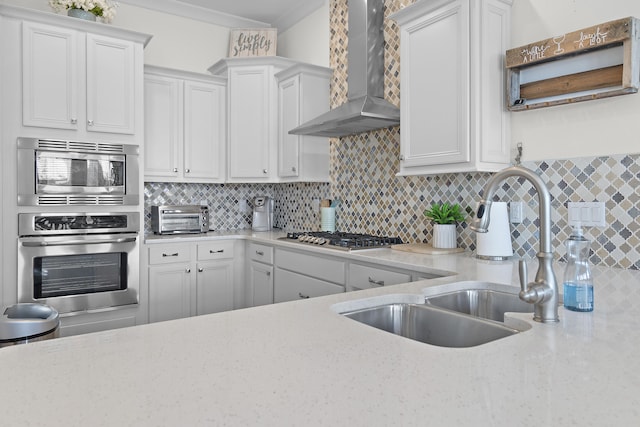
[22,237,137,247]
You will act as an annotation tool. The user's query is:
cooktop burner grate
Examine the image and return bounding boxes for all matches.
[283,231,402,250]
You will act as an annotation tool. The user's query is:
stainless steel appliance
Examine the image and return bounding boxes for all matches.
[252,196,274,231]
[17,137,140,206]
[151,205,210,235]
[282,231,402,251]
[17,212,140,314]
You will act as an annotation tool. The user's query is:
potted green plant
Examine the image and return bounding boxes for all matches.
[424,202,465,249]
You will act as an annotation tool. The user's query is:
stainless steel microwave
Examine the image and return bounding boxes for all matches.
[17,137,140,206]
[151,205,210,234]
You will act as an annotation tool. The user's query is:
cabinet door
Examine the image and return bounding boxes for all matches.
[278,75,300,178]
[347,264,411,292]
[148,264,192,323]
[227,66,271,180]
[144,74,181,179]
[274,268,344,303]
[249,261,273,307]
[184,80,226,182]
[86,33,136,134]
[22,22,79,130]
[196,260,234,315]
[399,0,470,168]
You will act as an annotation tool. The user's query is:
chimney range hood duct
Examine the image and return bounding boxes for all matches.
[288,0,400,138]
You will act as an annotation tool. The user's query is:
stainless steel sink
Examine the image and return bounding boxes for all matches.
[342,303,520,348]
[424,288,533,322]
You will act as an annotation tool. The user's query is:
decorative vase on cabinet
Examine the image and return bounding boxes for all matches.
[390,0,513,176]
[67,8,96,21]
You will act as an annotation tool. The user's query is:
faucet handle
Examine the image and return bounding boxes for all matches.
[518,259,528,292]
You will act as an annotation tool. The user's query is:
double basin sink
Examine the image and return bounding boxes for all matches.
[333,282,534,348]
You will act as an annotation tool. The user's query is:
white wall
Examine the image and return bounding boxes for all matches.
[511,0,640,161]
[277,0,330,67]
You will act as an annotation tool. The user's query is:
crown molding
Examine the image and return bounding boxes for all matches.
[119,0,270,28]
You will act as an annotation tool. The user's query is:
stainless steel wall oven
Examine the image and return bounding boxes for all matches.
[17,137,139,206]
[18,212,140,314]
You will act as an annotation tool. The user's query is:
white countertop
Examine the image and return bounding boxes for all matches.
[2,232,640,426]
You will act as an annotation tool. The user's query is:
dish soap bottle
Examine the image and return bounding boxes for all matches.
[563,225,594,312]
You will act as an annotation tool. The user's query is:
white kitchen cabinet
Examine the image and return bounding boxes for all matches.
[274,248,345,303]
[22,21,140,135]
[391,0,512,175]
[247,242,274,306]
[275,64,332,182]
[147,240,237,323]
[209,57,299,182]
[144,66,226,183]
[347,263,412,292]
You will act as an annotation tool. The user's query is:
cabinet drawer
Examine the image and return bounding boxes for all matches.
[276,249,345,285]
[248,242,273,264]
[348,264,411,291]
[197,241,234,261]
[274,268,344,303]
[148,244,192,265]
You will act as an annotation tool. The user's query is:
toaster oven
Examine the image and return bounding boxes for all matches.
[151,205,209,234]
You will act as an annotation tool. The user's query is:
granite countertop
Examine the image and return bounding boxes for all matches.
[2,232,640,426]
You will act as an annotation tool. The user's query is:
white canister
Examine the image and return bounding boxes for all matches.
[321,207,336,232]
[476,202,513,260]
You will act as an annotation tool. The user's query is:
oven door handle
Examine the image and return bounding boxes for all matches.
[21,237,138,247]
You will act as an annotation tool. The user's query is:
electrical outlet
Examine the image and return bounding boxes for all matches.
[509,201,523,224]
[567,202,606,227]
[312,198,320,212]
[239,199,248,213]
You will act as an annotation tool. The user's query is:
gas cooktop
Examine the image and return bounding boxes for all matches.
[282,231,402,251]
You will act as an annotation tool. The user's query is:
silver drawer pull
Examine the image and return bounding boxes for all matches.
[256,250,264,256]
[163,252,179,257]
[210,249,224,254]
[198,267,204,272]
[298,293,310,299]
[368,277,385,286]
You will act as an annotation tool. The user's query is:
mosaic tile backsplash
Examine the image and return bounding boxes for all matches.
[146,0,640,270]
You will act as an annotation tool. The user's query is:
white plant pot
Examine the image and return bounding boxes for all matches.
[432,224,457,249]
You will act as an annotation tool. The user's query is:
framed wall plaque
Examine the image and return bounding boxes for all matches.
[228,28,277,57]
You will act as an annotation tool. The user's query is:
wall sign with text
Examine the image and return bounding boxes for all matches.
[228,28,277,57]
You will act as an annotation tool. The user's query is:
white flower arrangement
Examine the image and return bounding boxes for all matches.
[49,0,118,23]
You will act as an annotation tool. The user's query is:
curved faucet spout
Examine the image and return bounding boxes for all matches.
[472,165,559,323]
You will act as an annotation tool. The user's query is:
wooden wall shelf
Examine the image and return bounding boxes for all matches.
[506,17,640,111]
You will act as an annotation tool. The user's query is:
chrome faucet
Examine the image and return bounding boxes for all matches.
[470,165,559,323]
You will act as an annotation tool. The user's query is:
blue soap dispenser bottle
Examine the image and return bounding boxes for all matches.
[563,225,594,312]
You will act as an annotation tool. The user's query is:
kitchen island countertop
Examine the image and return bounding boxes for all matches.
[2,231,640,426]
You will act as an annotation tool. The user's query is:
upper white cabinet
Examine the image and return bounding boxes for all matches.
[391,0,512,175]
[275,64,332,182]
[23,21,138,135]
[144,66,226,183]
[1,5,150,144]
[209,57,331,183]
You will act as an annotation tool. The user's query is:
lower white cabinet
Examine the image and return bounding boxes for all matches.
[147,240,236,323]
[347,263,412,292]
[246,242,274,307]
[274,248,345,303]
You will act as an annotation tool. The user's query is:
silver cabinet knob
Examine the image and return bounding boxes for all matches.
[263,169,268,174]
[198,267,204,273]
[185,267,191,273]
[173,167,178,173]
[70,118,77,124]
[291,166,297,172]
[266,271,271,276]
[399,154,405,160]
[185,168,190,173]
[87,120,94,126]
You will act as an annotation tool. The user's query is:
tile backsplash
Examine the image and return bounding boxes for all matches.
[146,0,639,270]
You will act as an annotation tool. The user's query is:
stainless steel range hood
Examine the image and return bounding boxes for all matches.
[288,0,400,138]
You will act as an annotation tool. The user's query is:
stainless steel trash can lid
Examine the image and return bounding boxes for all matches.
[0,303,59,340]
